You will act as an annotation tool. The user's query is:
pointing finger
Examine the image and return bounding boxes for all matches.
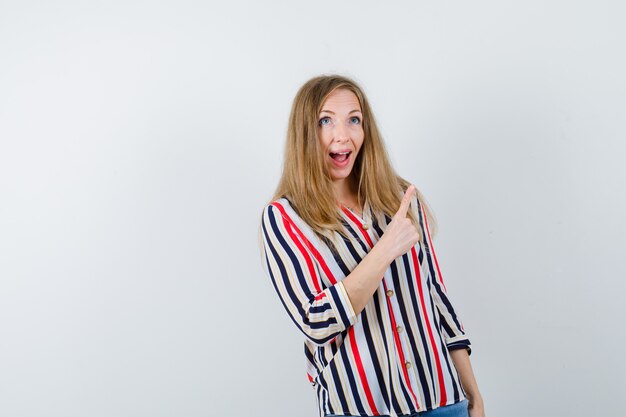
[396,184,415,218]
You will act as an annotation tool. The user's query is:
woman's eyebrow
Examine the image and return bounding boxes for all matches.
[319,109,362,114]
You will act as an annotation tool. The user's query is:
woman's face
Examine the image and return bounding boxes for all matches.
[317,88,365,184]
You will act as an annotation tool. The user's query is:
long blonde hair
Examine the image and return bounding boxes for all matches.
[268,74,438,244]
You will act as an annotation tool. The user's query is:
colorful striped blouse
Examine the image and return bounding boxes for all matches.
[259,191,471,417]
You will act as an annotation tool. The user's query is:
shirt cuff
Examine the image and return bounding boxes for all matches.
[326,281,358,331]
[447,337,472,356]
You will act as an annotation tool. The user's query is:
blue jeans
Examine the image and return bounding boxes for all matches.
[326,399,469,417]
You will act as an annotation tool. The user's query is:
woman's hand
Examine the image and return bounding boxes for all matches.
[468,392,485,417]
[377,184,420,263]
[449,349,485,417]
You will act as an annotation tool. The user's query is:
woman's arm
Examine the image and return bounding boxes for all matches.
[412,193,484,414]
[449,349,485,417]
[261,203,358,345]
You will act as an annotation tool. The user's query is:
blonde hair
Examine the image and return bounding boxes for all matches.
[267,74,437,244]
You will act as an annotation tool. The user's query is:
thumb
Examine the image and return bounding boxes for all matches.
[395,184,416,218]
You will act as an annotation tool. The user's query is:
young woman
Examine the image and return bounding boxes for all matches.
[259,75,485,417]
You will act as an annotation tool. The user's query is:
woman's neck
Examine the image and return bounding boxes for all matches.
[333,177,360,209]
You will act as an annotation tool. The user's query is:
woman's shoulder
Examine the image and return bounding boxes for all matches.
[260,197,327,244]
[262,196,291,213]
[261,197,301,224]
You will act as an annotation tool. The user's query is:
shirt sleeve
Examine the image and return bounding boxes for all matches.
[413,195,472,356]
[260,203,358,346]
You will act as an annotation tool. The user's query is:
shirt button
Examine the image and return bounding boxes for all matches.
[397,325,403,333]
[362,224,369,230]
[405,362,412,369]
[386,289,394,297]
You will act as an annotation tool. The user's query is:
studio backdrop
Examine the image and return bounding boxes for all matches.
[1,1,625,417]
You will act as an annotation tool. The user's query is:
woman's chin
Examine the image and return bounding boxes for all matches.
[329,168,355,182]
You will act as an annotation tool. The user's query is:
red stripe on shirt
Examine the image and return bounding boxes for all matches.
[410,246,447,405]
[420,204,447,293]
[271,203,322,294]
[272,202,338,285]
[341,207,374,248]
[419,202,465,335]
[348,327,380,415]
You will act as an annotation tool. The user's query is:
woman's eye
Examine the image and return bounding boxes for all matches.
[350,116,361,124]
[319,117,331,126]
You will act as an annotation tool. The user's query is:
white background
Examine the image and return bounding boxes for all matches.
[1,1,625,416]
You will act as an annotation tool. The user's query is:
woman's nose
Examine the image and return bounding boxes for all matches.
[333,124,350,142]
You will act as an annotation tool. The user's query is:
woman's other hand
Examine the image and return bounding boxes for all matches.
[468,393,485,417]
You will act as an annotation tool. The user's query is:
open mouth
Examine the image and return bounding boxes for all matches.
[330,151,352,162]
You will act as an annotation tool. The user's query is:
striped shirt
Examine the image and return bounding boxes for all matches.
[259,191,471,417]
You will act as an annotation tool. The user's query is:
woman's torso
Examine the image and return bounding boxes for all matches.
[260,196,471,417]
